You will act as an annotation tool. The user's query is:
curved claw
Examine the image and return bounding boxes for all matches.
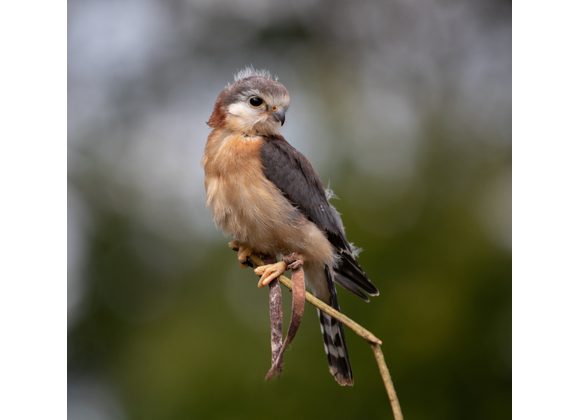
[255,261,287,288]
[228,241,254,267]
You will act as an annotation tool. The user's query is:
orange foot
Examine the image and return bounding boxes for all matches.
[228,240,254,267]
[254,253,304,288]
[254,261,287,288]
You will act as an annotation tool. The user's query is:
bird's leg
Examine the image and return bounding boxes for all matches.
[283,253,304,271]
[254,253,304,288]
[228,240,254,267]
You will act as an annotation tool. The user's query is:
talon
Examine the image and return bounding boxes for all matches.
[237,247,253,267]
[228,241,254,267]
[254,261,287,288]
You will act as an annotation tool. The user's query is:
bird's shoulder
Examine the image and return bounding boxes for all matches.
[260,134,326,193]
[259,134,349,243]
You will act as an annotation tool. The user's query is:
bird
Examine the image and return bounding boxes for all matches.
[203,67,379,386]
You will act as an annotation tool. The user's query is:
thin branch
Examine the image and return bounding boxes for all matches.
[249,255,404,420]
[371,343,404,420]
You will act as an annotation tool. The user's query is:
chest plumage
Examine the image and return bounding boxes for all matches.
[204,130,328,259]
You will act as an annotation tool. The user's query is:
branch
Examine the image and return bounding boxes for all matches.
[249,255,404,420]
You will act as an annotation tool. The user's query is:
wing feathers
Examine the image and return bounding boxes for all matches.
[336,251,379,296]
[260,135,379,300]
[333,273,371,302]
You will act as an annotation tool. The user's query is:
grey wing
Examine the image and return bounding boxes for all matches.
[260,135,379,300]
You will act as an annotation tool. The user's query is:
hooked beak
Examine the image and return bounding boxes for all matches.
[272,108,286,126]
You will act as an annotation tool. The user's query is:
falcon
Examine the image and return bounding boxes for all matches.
[203,68,379,386]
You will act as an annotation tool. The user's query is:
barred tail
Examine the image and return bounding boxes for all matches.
[318,265,354,386]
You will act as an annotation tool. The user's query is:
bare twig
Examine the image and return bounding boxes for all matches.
[371,343,403,420]
[249,255,403,420]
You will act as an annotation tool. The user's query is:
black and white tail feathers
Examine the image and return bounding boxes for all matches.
[318,265,354,386]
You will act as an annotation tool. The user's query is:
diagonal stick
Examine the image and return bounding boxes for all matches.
[249,254,404,420]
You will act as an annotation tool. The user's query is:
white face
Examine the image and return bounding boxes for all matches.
[226,90,290,135]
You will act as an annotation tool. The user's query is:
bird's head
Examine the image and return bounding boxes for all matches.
[208,68,290,135]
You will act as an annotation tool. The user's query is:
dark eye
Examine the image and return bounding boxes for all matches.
[249,96,264,107]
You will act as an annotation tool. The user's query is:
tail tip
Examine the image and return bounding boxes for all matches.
[333,372,354,386]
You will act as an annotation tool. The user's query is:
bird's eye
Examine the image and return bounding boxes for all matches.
[249,96,264,107]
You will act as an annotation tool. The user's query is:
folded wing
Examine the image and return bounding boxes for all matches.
[260,134,379,301]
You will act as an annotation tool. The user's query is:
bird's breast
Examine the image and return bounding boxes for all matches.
[204,132,296,251]
[203,130,333,264]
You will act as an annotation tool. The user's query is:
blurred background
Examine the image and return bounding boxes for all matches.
[68,0,511,419]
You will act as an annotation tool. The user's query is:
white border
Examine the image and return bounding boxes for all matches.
[513,1,580,418]
[0,1,67,419]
